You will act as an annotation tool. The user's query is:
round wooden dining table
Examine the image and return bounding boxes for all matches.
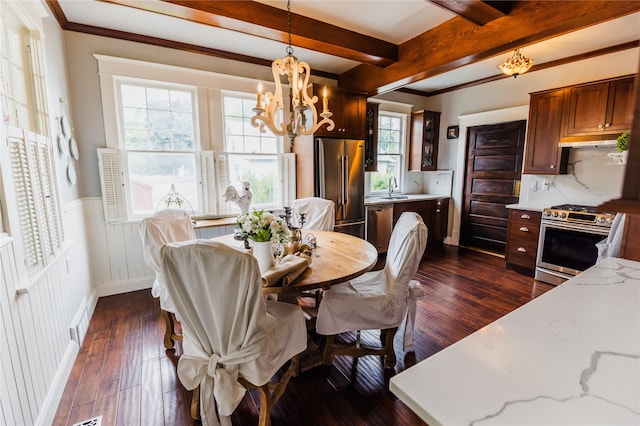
[214,230,378,294]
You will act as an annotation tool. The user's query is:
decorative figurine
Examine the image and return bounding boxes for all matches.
[223,181,253,214]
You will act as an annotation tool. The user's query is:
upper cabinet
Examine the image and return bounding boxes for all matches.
[409,110,440,171]
[562,76,634,138]
[312,85,366,140]
[524,89,569,174]
[365,102,379,171]
[524,75,634,175]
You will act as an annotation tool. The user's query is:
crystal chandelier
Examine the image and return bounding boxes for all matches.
[497,49,534,78]
[251,0,334,147]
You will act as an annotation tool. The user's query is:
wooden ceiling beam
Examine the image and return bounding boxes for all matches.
[427,0,514,26]
[98,0,398,67]
[339,1,640,95]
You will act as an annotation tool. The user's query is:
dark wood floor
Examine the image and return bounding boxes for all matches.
[53,245,553,426]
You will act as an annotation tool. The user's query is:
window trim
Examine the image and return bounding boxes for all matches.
[369,110,408,195]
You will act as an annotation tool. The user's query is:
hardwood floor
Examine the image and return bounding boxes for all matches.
[53,245,553,426]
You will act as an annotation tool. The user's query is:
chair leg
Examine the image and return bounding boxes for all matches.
[190,386,200,420]
[241,356,299,426]
[322,335,335,365]
[382,327,398,369]
[160,309,183,349]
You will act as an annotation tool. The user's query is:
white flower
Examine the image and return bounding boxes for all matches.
[236,210,288,242]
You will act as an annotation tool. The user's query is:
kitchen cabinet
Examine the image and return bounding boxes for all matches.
[523,89,569,175]
[365,102,379,171]
[392,198,449,245]
[562,76,634,138]
[312,85,366,140]
[366,204,393,253]
[409,110,440,171]
[505,208,542,275]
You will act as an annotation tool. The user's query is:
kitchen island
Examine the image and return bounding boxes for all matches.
[390,256,640,425]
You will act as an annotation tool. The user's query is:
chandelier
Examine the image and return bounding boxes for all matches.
[251,0,334,147]
[497,49,534,78]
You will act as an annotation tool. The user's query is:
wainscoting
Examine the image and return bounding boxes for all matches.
[1,199,94,425]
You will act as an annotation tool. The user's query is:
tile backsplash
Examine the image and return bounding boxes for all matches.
[520,146,625,209]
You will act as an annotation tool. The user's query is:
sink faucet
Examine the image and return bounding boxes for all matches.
[388,176,398,197]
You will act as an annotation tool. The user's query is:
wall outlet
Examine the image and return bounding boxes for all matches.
[542,180,549,191]
[529,180,538,191]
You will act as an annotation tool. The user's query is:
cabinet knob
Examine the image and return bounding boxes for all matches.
[436,209,441,213]
[517,247,527,253]
[520,214,531,219]
[519,226,529,232]
[550,164,555,169]
[598,124,604,129]
[605,123,611,128]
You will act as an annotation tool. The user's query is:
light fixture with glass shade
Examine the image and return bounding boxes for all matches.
[251,0,335,148]
[497,48,534,78]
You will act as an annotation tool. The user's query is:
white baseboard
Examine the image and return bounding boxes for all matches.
[35,341,79,426]
[96,276,154,297]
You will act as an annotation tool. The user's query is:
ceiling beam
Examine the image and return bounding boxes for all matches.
[98,0,398,67]
[427,0,514,26]
[339,1,640,95]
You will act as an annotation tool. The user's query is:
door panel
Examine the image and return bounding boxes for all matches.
[461,120,526,254]
[342,139,365,222]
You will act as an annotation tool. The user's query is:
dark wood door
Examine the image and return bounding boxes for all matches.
[461,120,526,254]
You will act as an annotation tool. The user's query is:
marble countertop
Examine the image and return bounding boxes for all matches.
[365,194,449,206]
[390,257,640,425]
[505,203,545,212]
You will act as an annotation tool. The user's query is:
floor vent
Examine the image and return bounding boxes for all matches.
[72,415,102,426]
[69,298,89,346]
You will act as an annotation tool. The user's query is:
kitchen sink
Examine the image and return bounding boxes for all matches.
[380,195,409,200]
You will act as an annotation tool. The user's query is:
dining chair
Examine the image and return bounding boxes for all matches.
[316,211,427,369]
[139,209,195,349]
[291,197,335,231]
[161,240,307,426]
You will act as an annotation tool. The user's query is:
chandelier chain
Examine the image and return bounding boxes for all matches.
[286,0,293,55]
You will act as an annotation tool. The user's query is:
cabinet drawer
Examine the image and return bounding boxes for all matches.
[508,222,540,242]
[509,209,541,224]
[506,242,538,269]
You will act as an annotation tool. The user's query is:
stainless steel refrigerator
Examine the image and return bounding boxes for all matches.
[315,138,365,238]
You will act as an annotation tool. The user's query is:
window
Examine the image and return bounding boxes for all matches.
[221,93,284,211]
[0,3,62,274]
[118,81,199,216]
[370,111,406,193]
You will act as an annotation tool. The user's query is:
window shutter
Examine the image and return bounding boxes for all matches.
[199,151,214,214]
[7,127,44,271]
[281,153,296,207]
[214,152,231,214]
[97,148,128,222]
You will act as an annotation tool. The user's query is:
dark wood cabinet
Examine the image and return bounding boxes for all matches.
[312,85,366,140]
[563,76,634,137]
[391,198,449,245]
[523,89,569,175]
[409,110,440,171]
[365,102,379,171]
[505,209,542,275]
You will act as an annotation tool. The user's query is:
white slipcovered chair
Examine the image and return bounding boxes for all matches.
[161,240,307,426]
[316,211,427,369]
[291,197,335,231]
[139,209,196,349]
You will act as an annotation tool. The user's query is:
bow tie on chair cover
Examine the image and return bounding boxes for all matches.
[178,340,264,426]
[404,280,425,349]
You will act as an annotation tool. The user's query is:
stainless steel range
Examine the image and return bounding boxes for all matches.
[535,204,616,285]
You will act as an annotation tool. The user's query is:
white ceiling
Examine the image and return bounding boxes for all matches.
[57,1,640,93]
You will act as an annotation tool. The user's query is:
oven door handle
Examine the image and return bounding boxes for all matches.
[540,220,610,236]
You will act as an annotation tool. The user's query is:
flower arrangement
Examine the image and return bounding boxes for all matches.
[236,210,288,243]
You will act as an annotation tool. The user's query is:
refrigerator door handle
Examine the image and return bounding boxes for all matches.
[337,156,343,206]
[343,155,349,206]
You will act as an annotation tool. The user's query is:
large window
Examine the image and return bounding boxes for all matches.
[370,111,406,193]
[118,81,199,215]
[222,93,282,210]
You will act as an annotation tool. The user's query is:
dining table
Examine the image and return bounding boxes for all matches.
[214,230,379,294]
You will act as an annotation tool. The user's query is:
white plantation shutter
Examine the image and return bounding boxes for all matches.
[199,151,214,214]
[281,153,296,207]
[3,127,64,273]
[97,148,128,222]
[214,152,231,214]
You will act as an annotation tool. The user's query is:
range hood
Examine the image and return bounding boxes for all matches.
[558,133,618,148]
[558,139,617,148]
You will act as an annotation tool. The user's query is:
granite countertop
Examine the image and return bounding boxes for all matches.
[390,256,640,425]
[365,194,449,206]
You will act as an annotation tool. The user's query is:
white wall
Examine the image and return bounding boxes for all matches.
[1,6,95,426]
